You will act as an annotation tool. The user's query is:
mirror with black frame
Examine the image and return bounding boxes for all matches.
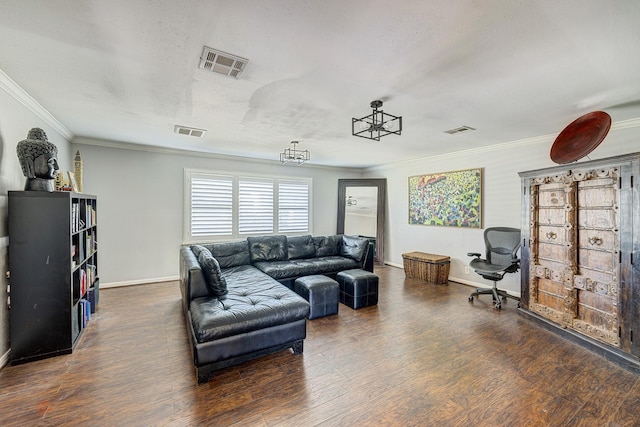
[337,178,386,264]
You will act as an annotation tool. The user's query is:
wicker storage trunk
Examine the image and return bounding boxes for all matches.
[402,252,450,284]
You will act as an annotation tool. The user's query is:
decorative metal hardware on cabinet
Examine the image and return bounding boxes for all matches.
[519,152,640,373]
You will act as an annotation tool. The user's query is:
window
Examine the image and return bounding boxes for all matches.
[278,181,309,233]
[238,178,273,235]
[185,170,311,242]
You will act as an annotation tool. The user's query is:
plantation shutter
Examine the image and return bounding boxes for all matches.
[190,175,233,236]
[238,179,274,234]
[278,181,309,233]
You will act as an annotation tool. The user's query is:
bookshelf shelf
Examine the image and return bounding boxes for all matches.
[9,191,99,364]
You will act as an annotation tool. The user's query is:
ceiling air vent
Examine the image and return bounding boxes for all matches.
[444,126,476,135]
[198,46,248,79]
[174,125,207,138]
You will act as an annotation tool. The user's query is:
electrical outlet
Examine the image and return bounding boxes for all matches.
[464,266,470,275]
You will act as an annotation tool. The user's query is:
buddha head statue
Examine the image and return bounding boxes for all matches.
[16,128,59,191]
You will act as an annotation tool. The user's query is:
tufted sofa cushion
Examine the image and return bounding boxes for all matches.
[287,235,316,260]
[189,265,309,342]
[313,235,341,256]
[254,256,360,280]
[208,241,250,268]
[248,235,288,262]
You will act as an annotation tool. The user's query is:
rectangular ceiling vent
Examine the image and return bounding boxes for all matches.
[198,46,248,79]
[444,126,476,135]
[174,125,207,138]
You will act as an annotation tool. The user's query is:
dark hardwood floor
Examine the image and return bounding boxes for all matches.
[1,265,639,426]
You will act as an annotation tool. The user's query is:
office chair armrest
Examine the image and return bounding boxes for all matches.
[467,252,481,258]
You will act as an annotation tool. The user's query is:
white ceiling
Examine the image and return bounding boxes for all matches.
[1,0,640,168]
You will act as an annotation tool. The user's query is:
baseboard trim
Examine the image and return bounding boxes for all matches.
[384,262,521,298]
[100,276,179,289]
[519,309,640,374]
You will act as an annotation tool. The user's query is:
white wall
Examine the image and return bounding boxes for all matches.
[366,122,640,296]
[0,73,72,364]
[71,141,363,286]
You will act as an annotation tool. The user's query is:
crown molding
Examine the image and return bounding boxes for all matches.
[367,116,640,172]
[73,136,362,173]
[610,116,640,131]
[367,133,556,172]
[0,69,73,140]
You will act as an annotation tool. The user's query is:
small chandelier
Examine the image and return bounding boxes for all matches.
[280,141,310,165]
[346,196,358,206]
[352,100,402,141]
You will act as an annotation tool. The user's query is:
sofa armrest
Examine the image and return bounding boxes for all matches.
[362,241,375,272]
[179,246,208,314]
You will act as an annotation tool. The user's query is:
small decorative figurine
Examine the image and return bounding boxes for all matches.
[54,170,66,191]
[16,128,59,192]
[74,150,83,192]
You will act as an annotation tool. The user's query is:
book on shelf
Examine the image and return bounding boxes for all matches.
[86,264,97,286]
[85,205,96,227]
[80,269,87,297]
[88,282,99,314]
[72,203,77,232]
[79,299,91,329]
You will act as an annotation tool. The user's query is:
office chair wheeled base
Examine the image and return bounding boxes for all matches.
[468,282,520,310]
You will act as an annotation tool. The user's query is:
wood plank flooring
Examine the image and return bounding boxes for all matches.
[1,265,639,426]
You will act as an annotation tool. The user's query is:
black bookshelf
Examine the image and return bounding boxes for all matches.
[8,191,98,364]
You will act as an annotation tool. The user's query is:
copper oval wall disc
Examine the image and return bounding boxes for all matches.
[550,111,612,164]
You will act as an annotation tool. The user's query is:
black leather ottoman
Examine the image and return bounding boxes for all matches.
[294,275,339,319]
[336,269,379,309]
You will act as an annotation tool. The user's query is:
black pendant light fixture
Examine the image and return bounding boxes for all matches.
[280,141,310,165]
[352,100,402,141]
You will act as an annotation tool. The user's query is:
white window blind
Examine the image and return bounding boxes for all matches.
[185,170,311,241]
[278,182,309,233]
[238,179,274,235]
[190,175,233,236]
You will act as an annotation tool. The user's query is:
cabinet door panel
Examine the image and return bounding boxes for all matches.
[538,208,567,226]
[577,249,616,272]
[578,209,617,229]
[577,179,616,207]
[538,186,567,206]
[536,278,566,311]
[538,241,566,261]
[578,229,615,250]
[574,291,619,346]
[577,289,616,313]
[573,270,615,294]
[539,225,566,244]
[534,259,565,274]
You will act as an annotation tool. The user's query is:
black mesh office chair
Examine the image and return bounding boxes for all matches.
[467,227,521,310]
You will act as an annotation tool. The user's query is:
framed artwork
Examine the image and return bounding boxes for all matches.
[408,168,482,228]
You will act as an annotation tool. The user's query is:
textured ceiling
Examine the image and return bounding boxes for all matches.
[1,0,639,167]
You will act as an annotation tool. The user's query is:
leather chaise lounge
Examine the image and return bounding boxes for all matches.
[179,234,373,383]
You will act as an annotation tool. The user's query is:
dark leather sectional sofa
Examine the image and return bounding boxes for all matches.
[179,234,373,383]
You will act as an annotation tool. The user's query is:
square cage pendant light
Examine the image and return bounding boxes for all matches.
[352,100,402,141]
[280,141,310,165]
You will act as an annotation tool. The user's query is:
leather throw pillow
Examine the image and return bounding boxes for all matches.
[340,235,368,262]
[197,250,228,297]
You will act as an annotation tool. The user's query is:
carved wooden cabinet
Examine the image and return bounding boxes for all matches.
[519,153,640,371]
